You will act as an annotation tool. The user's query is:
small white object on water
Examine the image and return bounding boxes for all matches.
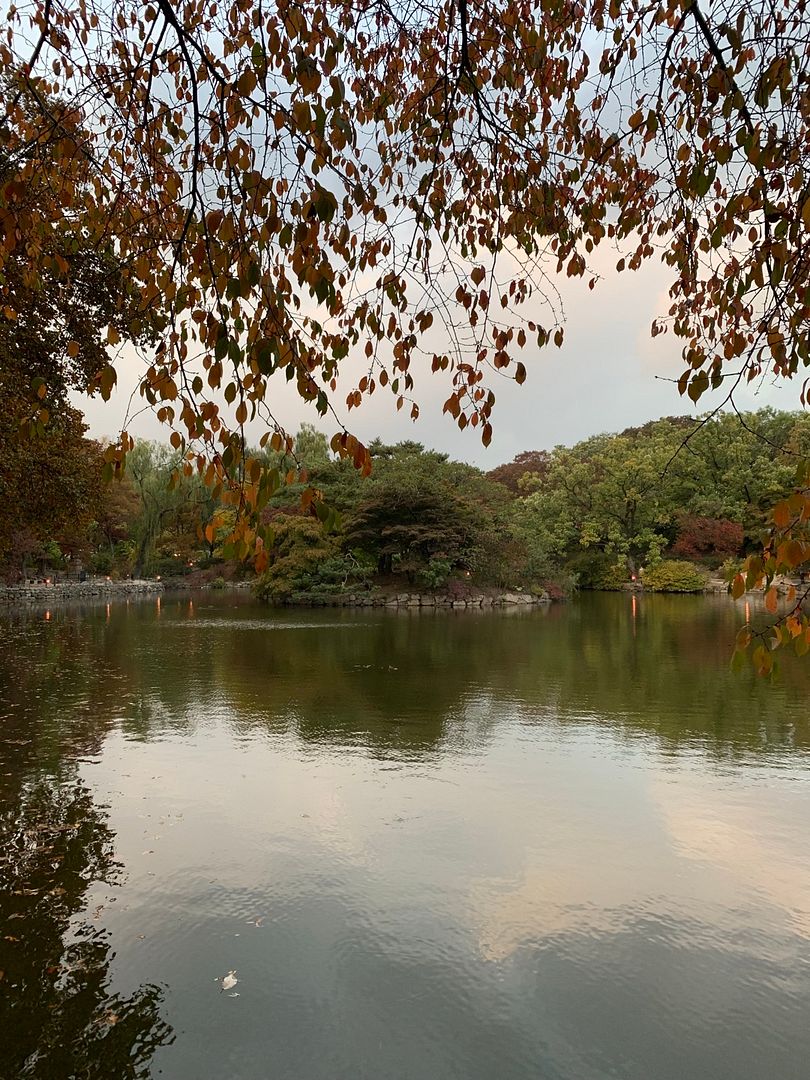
[219,970,238,991]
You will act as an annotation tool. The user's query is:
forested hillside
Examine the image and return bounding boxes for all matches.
[5,409,809,599]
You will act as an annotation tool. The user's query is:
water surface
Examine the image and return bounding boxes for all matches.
[1,593,809,1079]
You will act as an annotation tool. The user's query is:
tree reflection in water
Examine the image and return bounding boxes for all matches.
[0,613,173,1079]
[0,777,173,1078]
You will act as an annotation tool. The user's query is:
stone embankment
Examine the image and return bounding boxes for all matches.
[284,590,550,608]
[0,579,164,605]
[625,575,803,596]
[700,575,801,596]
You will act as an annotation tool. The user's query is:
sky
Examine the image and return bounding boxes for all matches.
[75,247,797,468]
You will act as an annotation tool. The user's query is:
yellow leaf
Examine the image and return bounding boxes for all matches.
[731,573,745,600]
[67,341,80,358]
[752,644,773,676]
[765,586,778,613]
[735,627,751,650]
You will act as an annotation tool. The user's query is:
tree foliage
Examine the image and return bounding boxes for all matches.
[672,515,744,563]
[341,443,494,577]
[498,409,810,589]
[0,382,102,575]
[2,0,808,581]
[486,451,550,494]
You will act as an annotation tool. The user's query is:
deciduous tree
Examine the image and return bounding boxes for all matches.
[3,1,807,509]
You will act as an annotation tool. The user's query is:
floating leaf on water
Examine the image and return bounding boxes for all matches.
[219,970,238,991]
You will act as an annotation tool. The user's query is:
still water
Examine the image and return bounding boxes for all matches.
[1,592,809,1080]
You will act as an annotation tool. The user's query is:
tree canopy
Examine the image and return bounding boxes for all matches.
[3,2,808,463]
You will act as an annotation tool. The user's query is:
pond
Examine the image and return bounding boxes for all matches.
[1,592,809,1080]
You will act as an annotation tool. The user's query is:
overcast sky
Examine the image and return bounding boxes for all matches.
[76,248,797,468]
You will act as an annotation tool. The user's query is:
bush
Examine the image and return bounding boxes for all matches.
[535,572,577,601]
[302,553,374,597]
[566,551,629,590]
[671,514,743,566]
[149,554,192,578]
[417,556,452,591]
[210,576,227,589]
[89,550,114,574]
[719,556,743,582]
[42,540,67,571]
[642,559,708,593]
[257,522,374,601]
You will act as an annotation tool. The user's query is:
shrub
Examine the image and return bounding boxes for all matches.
[210,576,227,589]
[255,516,336,601]
[671,514,743,566]
[566,551,630,590]
[417,556,452,591]
[719,556,744,582]
[42,540,67,570]
[592,561,632,591]
[642,559,708,593]
[149,554,192,578]
[89,550,113,574]
[303,553,374,597]
[256,518,374,602]
[535,572,577,601]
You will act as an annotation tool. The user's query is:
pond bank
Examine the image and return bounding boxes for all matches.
[266,589,552,608]
[0,579,164,606]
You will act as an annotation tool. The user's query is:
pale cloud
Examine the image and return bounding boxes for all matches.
[650,772,810,940]
[74,253,803,467]
[469,757,810,963]
[472,860,636,963]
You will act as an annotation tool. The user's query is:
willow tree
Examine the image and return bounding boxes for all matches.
[2,0,809,650]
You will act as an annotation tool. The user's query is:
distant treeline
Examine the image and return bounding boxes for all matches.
[3,409,808,596]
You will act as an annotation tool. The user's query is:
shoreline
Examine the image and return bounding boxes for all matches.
[263,590,552,609]
[0,579,552,610]
[0,579,164,606]
[4,577,787,609]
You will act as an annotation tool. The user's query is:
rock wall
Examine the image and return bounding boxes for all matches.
[0,580,164,605]
[280,590,551,608]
